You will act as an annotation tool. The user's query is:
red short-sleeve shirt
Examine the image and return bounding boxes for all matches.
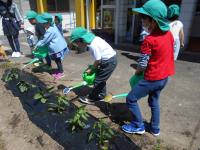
[141,30,175,81]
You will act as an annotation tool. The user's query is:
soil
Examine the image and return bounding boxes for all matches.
[0,47,200,150]
[0,64,142,150]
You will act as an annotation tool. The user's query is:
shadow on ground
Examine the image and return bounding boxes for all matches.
[2,68,141,150]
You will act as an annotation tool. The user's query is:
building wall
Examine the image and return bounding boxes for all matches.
[179,0,198,47]
[116,0,129,42]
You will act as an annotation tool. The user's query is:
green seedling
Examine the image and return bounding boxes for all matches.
[33,87,54,104]
[67,105,89,133]
[88,119,114,149]
[17,80,36,93]
[48,95,70,114]
[2,68,19,82]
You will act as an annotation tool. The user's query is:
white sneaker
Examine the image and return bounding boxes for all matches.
[11,52,17,57]
[15,52,21,57]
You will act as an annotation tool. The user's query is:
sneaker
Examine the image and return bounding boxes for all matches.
[11,52,17,57]
[54,72,65,80]
[151,130,160,137]
[122,123,145,134]
[79,96,102,104]
[15,52,21,57]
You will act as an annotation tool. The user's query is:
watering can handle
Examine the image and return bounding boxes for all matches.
[22,58,39,69]
[113,93,128,98]
[71,81,87,89]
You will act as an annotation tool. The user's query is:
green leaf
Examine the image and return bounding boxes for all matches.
[40,98,47,103]
[88,133,94,142]
[34,93,42,99]
[72,125,76,131]
[46,87,54,92]
[48,107,56,112]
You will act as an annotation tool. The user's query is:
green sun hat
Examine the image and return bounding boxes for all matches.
[36,13,53,24]
[168,4,180,19]
[70,27,95,44]
[132,0,169,31]
[25,10,38,19]
[55,13,63,22]
[36,15,47,23]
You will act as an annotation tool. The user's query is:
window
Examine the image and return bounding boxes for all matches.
[47,0,69,12]
[103,0,116,5]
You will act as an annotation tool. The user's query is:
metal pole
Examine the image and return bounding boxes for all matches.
[86,0,90,31]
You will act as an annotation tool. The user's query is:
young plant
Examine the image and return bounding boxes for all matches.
[17,80,36,93]
[2,68,19,82]
[67,105,89,133]
[88,119,114,150]
[48,95,70,114]
[33,87,54,104]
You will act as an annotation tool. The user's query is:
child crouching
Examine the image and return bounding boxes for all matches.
[35,13,69,80]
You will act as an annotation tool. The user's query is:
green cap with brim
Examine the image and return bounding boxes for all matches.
[70,27,95,44]
[168,4,180,19]
[36,13,53,24]
[132,0,170,31]
[25,10,38,19]
[55,13,63,22]
[36,15,48,23]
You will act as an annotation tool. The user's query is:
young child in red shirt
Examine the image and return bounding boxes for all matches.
[122,0,175,136]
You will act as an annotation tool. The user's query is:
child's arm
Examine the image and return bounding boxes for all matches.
[85,60,100,74]
[36,31,54,48]
[179,27,184,48]
[136,38,152,74]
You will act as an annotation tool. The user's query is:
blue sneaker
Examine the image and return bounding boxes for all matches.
[122,123,145,134]
[150,130,160,136]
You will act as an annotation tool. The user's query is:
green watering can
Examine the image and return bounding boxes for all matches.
[82,65,96,85]
[129,72,144,89]
[22,46,48,69]
[63,65,96,95]
[104,72,144,102]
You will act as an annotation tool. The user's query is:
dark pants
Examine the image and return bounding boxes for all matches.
[89,55,117,100]
[126,77,168,133]
[54,57,63,73]
[45,55,52,67]
[7,34,20,52]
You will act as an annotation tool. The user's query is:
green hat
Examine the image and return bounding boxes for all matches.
[55,13,63,22]
[26,10,38,19]
[36,15,47,23]
[168,4,180,19]
[132,0,169,31]
[70,27,95,44]
[36,12,53,24]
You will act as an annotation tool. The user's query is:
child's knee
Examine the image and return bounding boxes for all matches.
[126,93,137,105]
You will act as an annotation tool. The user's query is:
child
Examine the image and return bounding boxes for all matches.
[25,10,51,67]
[54,13,63,36]
[70,27,117,104]
[122,0,175,136]
[35,13,69,80]
[168,4,184,60]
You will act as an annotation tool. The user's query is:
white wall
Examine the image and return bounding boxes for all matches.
[179,0,198,47]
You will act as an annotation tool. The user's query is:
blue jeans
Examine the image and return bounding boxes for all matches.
[126,77,168,132]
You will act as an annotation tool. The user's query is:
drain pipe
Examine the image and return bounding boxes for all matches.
[86,0,90,31]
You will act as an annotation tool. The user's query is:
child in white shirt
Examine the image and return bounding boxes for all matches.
[70,27,117,104]
[168,4,184,60]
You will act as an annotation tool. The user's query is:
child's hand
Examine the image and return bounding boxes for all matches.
[181,43,184,48]
[85,68,92,74]
[33,46,37,51]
